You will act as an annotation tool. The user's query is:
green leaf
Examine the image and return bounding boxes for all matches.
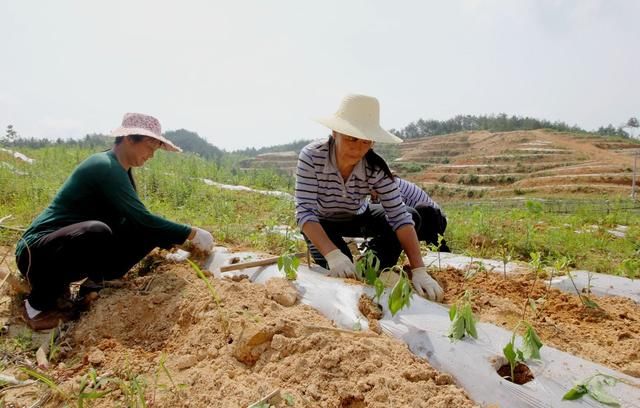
[521,323,543,360]
[449,304,457,322]
[584,297,600,309]
[589,377,620,407]
[448,314,465,340]
[503,341,517,366]
[528,298,537,314]
[374,278,384,302]
[277,256,284,271]
[562,385,588,400]
[462,303,478,339]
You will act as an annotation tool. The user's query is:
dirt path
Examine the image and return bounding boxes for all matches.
[431,266,640,378]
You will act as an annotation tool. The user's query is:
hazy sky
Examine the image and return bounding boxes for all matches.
[1,1,639,150]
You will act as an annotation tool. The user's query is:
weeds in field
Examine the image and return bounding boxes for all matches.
[75,368,116,407]
[498,245,514,279]
[21,367,68,399]
[618,258,639,280]
[277,243,300,280]
[119,372,148,408]
[562,373,621,407]
[448,290,478,341]
[47,329,61,363]
[151,353,186,404]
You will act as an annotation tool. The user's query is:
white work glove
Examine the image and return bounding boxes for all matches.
[324,249,356,278]
[191,227,214,252]
[411,267,444,302]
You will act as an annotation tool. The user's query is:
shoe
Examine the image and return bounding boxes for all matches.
[21,304,74,331]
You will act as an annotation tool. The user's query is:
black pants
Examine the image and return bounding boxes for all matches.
[414,204,450,252]
[304,204,449,270]
[304,205,421,270]
[17,220,173,311]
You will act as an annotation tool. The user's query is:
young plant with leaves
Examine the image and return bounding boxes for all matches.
[448,290,478,341]
[387,266,413,316]
[426,234,446,271]
[502,321,543,383]
[355,250,385,302]
[498,244,514,280]
[561,256,600,309]
[277,243,300,280]
[563,373,622,407]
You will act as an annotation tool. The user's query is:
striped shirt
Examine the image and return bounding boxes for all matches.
[396,178,441,211]
[295,139,414,231]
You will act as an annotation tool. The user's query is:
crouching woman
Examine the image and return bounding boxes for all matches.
[15,113,214,330]
[295,94,443,302]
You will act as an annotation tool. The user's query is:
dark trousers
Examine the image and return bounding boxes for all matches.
[16,220,172,311]
[414,204,450,252]
[304,205,421,270]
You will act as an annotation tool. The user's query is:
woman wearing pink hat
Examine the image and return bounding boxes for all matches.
[15,113,214,330]
[296,94,444,302]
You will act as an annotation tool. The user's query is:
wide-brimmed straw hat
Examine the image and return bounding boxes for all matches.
[314,94,403,144]
[110,113,181,152]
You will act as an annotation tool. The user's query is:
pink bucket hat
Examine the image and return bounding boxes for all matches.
[110,113,181,152]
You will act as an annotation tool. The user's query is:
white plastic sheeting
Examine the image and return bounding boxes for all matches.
[207,248,640,407]
[423,252,640,304]
[0,148,34,164]
[201,179,293,200]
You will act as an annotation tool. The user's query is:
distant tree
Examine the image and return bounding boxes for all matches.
[3,124,18,145]
[626,117,639,138]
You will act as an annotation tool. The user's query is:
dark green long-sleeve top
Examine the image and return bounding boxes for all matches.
[15,150,191,259]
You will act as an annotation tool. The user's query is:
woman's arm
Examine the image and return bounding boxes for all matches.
[301,221,337,256]
[395,224,424,269]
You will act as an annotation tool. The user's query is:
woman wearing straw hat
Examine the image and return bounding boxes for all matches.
[15,113,214,330]
[296,94,444,301]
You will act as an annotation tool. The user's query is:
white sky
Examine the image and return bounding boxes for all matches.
[1,0,639,150]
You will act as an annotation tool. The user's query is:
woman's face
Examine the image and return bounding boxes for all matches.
[127,136,163,167]
[334,131,373,167]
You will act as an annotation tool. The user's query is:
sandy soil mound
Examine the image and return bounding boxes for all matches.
[2,257,476,407]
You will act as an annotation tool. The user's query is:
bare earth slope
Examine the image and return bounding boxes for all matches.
[394,130,639,199]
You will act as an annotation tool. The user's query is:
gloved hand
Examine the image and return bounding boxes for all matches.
[411,267,444,302]
[324,249,356,278]
[191,227,214,252]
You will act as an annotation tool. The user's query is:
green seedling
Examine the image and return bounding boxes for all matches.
[502,321,543,383]
[387,266,413,316]
[499,245,513,279]
[355,250,380,285]
[561,257,600,309]
[426,234,446,271]
[355,251,385,302]
[448,290,478,341]
[563,373,621,407]
[277,244,300,280]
